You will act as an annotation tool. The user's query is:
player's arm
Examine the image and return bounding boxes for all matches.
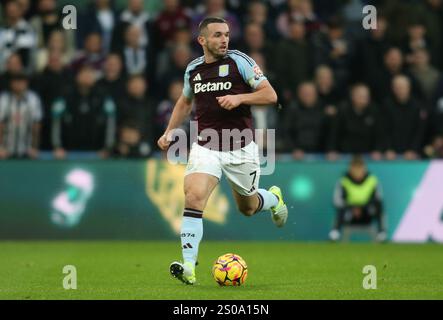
[157,94,193,151]
[217,52,277,109]
[217,80,277,110]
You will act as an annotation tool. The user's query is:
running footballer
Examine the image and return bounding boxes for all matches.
[157,17,288,285]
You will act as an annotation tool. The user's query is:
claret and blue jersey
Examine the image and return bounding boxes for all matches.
[182,50,267,149]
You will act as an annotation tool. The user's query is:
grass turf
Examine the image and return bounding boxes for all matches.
[0,241,442,300]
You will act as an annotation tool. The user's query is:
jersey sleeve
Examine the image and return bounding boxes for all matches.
[183,66,193,99]
[230,51,267,89]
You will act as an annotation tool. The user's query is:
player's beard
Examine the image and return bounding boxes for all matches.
[207,42,228,60]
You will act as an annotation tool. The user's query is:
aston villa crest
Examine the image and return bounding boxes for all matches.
[219,64,229,77]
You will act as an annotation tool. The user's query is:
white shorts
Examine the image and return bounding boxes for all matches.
[185,142,261,196]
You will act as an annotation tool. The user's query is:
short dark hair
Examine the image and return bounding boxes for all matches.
[350,155,365,167]
[198,17,228,35]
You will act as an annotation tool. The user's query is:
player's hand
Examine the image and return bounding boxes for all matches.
[216,95,242,110]
[157,132,172,151]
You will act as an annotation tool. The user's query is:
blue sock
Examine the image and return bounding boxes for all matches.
[256,189,279,212]
[181,208,203,266]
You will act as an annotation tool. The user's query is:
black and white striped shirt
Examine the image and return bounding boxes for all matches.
[0,91,42,157]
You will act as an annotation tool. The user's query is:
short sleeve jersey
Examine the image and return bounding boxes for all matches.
[183,50,267,150]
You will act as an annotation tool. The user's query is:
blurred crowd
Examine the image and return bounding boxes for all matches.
[0,0,442,160]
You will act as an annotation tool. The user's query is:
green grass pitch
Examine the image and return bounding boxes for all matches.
[0,241,442,300]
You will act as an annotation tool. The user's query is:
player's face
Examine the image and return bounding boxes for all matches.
[201,23,230,58]
[350,165,367,181]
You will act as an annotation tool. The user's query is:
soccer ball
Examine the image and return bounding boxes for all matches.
[212,253,248,286]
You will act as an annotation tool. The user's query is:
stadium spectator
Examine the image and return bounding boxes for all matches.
[77,0,118,54]
[370,47,422,104]
[32,50,72,150]
[51,66,116,159]
[274,20,312,103]
[152,0,191,50]
[409,48,440,104]
[96,54,126,106]
[417,0,443,69]
[328,84,384,160]
[312,16,355,94]
[329,155,386,242]
[70,32,106,77]
[356,14,390,86]
[424,135,443,159]
[111,0,152,53]
[238,22,275,65]
[341,0,367,39]
[285,82,327,159]
[30,0,75,52]
[0,73,42,159]
[383,75,427,160]
[34,29,75,72]
[0,52,24,91]
[191,0,241,43]
[401,19,438,71]
[0,0,37,73]
[155,79,186,141]
[276,0,321,39]
[425,77,443,158]
[117,24,152,77]
[250,51,279,151]
[314,65,341,112]
[156,44,192,99]
[243,0,278,39]
[116,75,154,158]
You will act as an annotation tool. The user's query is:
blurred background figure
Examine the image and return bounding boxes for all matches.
[34,29,74,72]
[111,0,151,52]
[115,75,154,158]
[314,65,340,114]
[70,32,106,77]
[0,73,42,159]
[77,0,118,54]
[0,52,24,90]
[328,84,384,160]
[30,0,75,56]
[152,0,191,50]
[96,53,126,105]
[383,75,427,160]
[409,48,440,105]
[285,82,327,160]
[118,24,150,76]
[329,155,386,243]
[276,0,321,39]
[32,50,72,150]
[155,79,187,141]
[274,20,312,104]
[191,0,241,44]
[51,66,116,159]
[312,15,354,95]
[0,0,36,73]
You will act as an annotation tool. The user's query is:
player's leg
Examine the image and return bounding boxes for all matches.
[182,172,219,263]
[170,173,219,285]
[170,142,222,285]
[231,187,287,227]
[223,142,288,227]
